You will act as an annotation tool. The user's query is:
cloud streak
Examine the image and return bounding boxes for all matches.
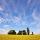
[0,0,40,34]
[32,9,40,21]
[0,6,4,11]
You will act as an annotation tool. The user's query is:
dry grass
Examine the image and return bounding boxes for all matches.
[0,35,40,40]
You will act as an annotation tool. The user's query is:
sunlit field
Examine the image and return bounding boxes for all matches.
[0,35,40,40]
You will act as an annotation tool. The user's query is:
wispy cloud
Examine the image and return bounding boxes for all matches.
[0,0,40,34]
[0,16,22,24]
[0,28,9,34]
[0,25,14,34]
[32,9,40,21]
[0,5,4,11]
[31,9,40,34]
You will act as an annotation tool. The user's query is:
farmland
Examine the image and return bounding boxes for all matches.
[0,35,40,40]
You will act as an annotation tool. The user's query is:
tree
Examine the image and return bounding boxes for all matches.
[22,30,26,35]
[32,32,33,35]
[27,27,30,35]
[17,30,22,35]
[8,30,16,35]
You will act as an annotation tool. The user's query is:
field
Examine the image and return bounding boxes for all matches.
[0,35,40,40]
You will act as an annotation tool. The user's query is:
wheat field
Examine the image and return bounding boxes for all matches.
[0,35,40,40]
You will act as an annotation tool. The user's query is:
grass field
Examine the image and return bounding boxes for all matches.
[0,35,40,40]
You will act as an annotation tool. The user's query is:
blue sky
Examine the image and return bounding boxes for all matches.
[0,0,40,34]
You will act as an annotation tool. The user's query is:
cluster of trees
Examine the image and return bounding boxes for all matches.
[8,27,33,35]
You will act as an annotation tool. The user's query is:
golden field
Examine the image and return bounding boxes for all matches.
[0,35,40,40]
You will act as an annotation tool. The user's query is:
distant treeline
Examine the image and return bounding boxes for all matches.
[8,27,33,35]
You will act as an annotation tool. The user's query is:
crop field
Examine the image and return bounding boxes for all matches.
[0,35,40,40]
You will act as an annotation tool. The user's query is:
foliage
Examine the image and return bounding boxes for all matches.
[17,31,22,35]
[32,32,34,35]
[8,30,16,35]
[22,30,26,35]
[27,27,30,35]
[8,27,34,35]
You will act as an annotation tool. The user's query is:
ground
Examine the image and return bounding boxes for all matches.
[0,35,40,40]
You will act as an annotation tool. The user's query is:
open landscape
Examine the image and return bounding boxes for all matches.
[0,0,40,40]
[0,35,40,40]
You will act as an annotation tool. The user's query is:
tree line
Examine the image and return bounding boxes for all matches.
[8,27,33,35]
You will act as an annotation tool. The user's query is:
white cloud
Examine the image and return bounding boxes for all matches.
[0,6,4,11]
[3,25,14,29]
[3,25,10,28]
[32,9,40,34]
[5,13,9,16]
[13,16,22,24]
[0,17,5,23]
[0,25,14,34]
[32,9,40,21]
[0,28,9,34]
[27,0,32,5]
[0,16,22,24]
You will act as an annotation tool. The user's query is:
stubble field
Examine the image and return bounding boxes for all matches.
[0,35,40,40]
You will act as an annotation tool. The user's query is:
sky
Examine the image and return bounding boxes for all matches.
[0,0,40,34]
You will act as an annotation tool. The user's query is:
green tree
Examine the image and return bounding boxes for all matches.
[27,27,30,35]
[8,30,16,35]
[17,30,22,35]
[22,30,26,35]
[32,32,33,35]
